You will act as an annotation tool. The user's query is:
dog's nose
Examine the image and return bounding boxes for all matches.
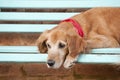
[47,60,55,67]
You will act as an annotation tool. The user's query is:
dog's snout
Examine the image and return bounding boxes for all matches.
[47,60,55,67]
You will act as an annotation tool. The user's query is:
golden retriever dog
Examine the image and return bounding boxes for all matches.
[37,8,120,69]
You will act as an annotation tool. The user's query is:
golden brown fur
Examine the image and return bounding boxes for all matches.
[37,8,120,69]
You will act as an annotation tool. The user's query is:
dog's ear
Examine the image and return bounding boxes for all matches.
[67,34,86,58]
[36,30,50,53]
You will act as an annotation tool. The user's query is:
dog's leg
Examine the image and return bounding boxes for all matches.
[64,35,119,69]
[86,35,120,49]
[64,54,79,69]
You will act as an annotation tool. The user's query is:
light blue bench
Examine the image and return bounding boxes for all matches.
[0,0,120,64]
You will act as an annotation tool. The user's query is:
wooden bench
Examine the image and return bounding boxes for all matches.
[0,0,120,64]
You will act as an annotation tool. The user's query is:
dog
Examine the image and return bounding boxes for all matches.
[37,8,120,69]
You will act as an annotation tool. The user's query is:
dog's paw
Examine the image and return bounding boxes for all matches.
[63,56,77,69]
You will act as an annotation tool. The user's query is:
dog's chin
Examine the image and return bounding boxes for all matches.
[47,65,60,69]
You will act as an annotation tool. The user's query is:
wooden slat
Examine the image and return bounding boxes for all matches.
[0,46,38,53]
[0,12,79,21]
[0,54,47,62]
[0,53,120,63]
[0,24,56,32]
[0,0,119,8]
[0,46,119,63]
[0,46,120,54]
[78,54,120,64]
[89,48,120,54]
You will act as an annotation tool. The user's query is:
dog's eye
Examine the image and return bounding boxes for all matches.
[47,43,51,48]
[59,42,65,48]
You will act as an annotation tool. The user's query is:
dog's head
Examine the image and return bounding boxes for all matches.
[37,24,86,69]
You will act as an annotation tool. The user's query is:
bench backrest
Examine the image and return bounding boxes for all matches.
[0,0,120,63]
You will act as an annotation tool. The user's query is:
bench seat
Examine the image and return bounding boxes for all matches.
[0,0,120,64]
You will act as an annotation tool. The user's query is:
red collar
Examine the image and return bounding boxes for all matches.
[62,18,84,37]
